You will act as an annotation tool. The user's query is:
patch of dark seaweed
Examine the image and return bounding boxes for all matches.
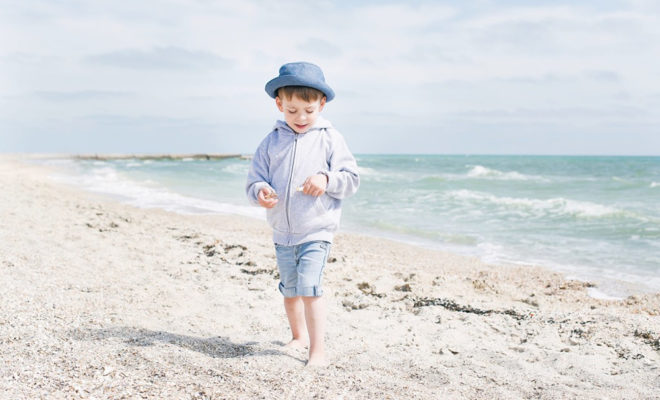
[413,297,529,321]
[240,268,274,276]
[634,330,660,351]
[357,282,386,298]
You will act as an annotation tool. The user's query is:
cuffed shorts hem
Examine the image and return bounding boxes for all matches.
[278,282,324,297]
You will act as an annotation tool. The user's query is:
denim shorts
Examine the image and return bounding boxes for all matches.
[274,240,331,297]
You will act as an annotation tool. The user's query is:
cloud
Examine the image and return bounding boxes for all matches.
[33,90,134,101]
[583,70,622,82]
[0,52,61,66]
[85,46,234,70]
[79,113,208,126]
[448,105,651,123]
[352,3,457,29]
[297,39,342,58]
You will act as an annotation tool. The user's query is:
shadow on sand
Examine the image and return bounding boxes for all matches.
[70,326,303,362]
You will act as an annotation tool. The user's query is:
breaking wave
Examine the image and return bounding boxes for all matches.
[466,165,546,181]
[447,189,628,219]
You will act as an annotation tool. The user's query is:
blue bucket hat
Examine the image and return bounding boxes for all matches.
[265,62,335,101]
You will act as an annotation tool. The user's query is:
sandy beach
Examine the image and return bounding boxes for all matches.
[1,154,658,399]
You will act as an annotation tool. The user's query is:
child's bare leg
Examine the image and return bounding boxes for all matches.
[283,296,309,349]
[302,296,326,366]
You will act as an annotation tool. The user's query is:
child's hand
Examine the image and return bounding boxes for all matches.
[301,174,328,197]
[258,188,278,208]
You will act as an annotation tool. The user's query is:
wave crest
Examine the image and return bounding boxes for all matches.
[51,165,264,219]
[466,165,543,181]
[448,189,626,219]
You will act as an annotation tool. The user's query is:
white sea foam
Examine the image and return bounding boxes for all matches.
[587,287,624,300]
[477,242,506,265]
[447,189,624,218]
[651,182,660,188]
[466,165,545,181]
[221,162,250,175]
[357,166,401,181]
[51,166,264,219]
[560,199,623,218]
[479,247,660,298]
[358,166,380,176]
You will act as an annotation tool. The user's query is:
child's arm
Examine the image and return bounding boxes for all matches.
[246,137,276,207]
[321,131,360,199]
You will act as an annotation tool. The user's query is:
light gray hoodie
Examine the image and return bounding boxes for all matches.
[246,116,359,245]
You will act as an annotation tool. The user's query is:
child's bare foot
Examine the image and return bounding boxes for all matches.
[305,353,326,367]
[284,338,309,351]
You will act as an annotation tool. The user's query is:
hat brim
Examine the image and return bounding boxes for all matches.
[265,75,335,102]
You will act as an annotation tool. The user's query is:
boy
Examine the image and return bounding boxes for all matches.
[246,62,359,366]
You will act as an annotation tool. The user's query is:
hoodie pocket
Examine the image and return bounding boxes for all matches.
[266,201,288,232]
[314,195,327,215]
[289,192,329,233]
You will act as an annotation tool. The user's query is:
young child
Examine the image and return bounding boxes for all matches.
[246,62,359,366]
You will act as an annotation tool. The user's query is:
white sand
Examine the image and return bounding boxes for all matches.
[1,155,659,399]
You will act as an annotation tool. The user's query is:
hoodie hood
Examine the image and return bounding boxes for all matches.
[274,116,333,134]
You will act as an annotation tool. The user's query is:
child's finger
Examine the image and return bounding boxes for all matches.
[260,188,277,198]
[299,180,309,194]
[261,198,277,208]
[265,198,278,208]
[302,177,311,192]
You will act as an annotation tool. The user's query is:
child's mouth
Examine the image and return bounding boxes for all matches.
[295,124,308,130]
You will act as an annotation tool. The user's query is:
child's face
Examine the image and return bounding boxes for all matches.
[276,94,326,134]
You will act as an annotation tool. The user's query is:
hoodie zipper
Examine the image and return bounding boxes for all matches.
[284,133,299,244]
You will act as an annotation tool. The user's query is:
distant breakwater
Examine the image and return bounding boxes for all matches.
[73,153,251,161]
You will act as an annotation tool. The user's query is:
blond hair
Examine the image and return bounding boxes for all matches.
[277,86,325,102]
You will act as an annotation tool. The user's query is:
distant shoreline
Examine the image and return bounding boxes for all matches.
[72,153,250,161]
[10,153,659,160]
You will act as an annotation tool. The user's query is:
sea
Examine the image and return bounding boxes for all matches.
[42,155,660,299]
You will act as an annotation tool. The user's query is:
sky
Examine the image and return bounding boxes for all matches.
[1,0,659,155]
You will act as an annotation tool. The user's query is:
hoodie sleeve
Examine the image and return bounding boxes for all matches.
[246,135,274,206]
[323,130,360,199]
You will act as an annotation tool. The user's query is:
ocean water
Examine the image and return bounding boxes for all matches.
[44,155,660,298]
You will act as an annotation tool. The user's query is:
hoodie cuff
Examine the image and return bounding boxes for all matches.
[250,182,273,205]
[318,171,335,193]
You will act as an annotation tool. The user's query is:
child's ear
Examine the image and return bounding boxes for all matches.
[319,96,326,111]
[275,96,284,112]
